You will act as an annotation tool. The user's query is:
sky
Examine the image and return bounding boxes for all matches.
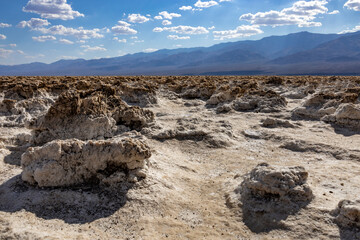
[0,0,360,65]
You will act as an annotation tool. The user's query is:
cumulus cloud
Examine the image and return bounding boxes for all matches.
[158,11,181,20]
[213,25,263,40]
[111,21,137,35]
[81,45,107,52]
[167,35,190,40]
[59,38,74,44]
[179,6,193,11]
[36,25,104,39]
[338,25,360,34]
[194,0,218,8]
[32,35,56,42]
[344,0,360,11]
[153,25,209,35]
[0,23,11,28]
[0,34,6,40]
[17,18,50,28]
[240,0,328,27]
[328,10,340,14]
[127,14,150,23]
[23,0,84,20]
[162,20,172,26]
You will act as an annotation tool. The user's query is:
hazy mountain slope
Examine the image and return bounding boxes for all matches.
[1,31,359,76]
[272,32,360,64]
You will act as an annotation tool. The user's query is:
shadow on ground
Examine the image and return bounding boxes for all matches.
[3,146,27,166]
[240,192,311,233]
[0,175,133,224]
[338,227,360,240]
[330,124,360,137]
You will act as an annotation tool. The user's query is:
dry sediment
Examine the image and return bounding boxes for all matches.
[0,76,360,239]
[21,137,151,187]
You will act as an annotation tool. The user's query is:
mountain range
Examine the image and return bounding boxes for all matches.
[1,31,360,76]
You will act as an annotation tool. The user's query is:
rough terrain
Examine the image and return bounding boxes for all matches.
[0,76,359,239]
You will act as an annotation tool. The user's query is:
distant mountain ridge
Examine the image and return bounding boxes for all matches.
[1,31,360,76]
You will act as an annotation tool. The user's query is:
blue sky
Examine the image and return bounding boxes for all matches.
[0,0,360,65]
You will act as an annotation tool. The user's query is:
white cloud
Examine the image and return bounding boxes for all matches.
[37,25,104,39]
[179,6,193,11]
[167,35,190,40]
[111,21,137,35]
[154,16,163,20]
[194,0,218,8]
[162,20,172,26]
[32,35,56,42]
[344,0,360,11]
[0,23,11,28]
[219,0,232,2]
[208,26,215,30]
[240,0,328,27]
[0,34,6,40]
[298,21,322,27]
[23,0,84,20]
[17,50,25,54]
[127,14,150,23]
[338,25,360,34]
[158,11,181,20]
[17,18,50,28]
[0,48,13,58]
[9,44,17,47]
[113,37,127,43]
[282,0,328,16]
[59,38,74,44]
[328,10,340,14]
[153,25,209,35]
[143,48,158,53]
[213,25,263,40]
[116,21,131,27]
[81,45,107,52]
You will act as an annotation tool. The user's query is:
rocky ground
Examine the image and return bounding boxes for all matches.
[0,76,359,240]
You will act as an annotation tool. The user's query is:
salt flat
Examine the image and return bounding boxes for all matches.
[0,76,359,239]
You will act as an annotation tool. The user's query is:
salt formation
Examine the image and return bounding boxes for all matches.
[0,92,54,127]
[211,90,287,114]
[20,88,155,187]
[261,118,296,128]
[292,87,360,130]
[147,118,234,148]
[28,90,154,144]
[323,103,360,130]
[333,200,360,236]
[240,163,313,204]
[21,137,151,187]
[237,163,313,232]
[231,90,287,113]
[334,200,360,229]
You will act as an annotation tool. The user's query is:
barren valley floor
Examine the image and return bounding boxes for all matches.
[0,76,359,239]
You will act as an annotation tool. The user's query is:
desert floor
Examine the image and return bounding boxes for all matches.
[0,76,359,239]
